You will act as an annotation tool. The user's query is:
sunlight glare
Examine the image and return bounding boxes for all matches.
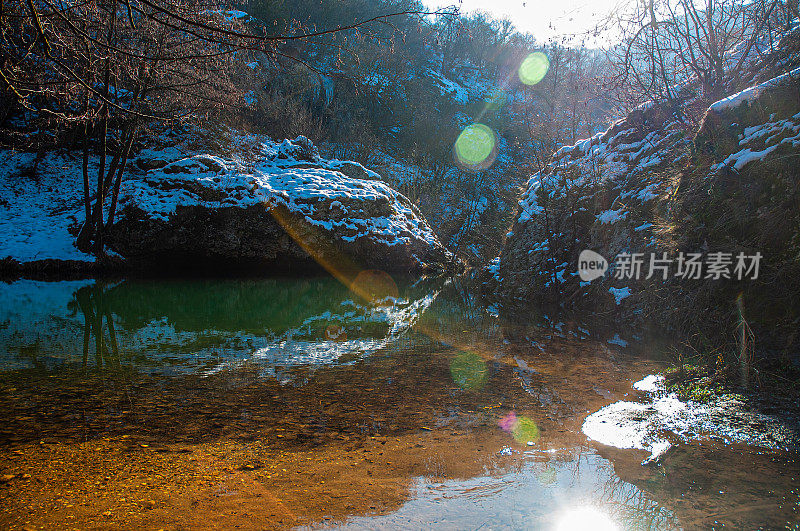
[555,506,619,531]
[351,269,398,304]
[499,411,540,445]
[450,350,488,390]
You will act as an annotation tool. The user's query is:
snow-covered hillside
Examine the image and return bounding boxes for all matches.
[0,151,96,265]
[488,45,800,348]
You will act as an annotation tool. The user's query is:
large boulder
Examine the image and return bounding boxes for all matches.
[694,66,800,160]
[488,62,800,351]
[491,99,692,310]
[108,137,457,275]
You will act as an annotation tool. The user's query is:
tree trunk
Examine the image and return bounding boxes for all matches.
[106,124,137,230]
[76,121,94,253]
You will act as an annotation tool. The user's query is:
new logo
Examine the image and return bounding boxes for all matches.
[578,249,608,282]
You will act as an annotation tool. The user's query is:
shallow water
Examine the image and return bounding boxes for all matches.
[0,276,797,530]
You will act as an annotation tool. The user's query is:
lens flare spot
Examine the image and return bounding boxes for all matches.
[325,324,347,341]
[450,351,487,390]
[499,411,518,432]
[351,269,398,304]
[555,506,618,531]
[518,52,550,85]
[511,416,540,444]
[484,88,507,112]
[499,411,540,445]
[454,123,497,171]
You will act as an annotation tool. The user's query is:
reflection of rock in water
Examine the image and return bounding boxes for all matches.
[583,375,800,465]
[0,277,442,379]
[203,287,440,381]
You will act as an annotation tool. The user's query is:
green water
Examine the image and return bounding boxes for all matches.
[0,277,798,529]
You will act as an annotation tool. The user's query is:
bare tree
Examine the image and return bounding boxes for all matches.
[0,0,446,256]
[610,0,786,113]
[516,44,617,172]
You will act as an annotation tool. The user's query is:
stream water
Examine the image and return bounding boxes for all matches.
[0,276,797,529]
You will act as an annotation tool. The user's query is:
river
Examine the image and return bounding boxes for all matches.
[0,276,797,529]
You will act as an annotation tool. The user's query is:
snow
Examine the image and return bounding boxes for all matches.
[221,9,249,21]
[118,136,442,249]
[0,151,96,263]
[1,133,445,266]
[724,146,780,170]
[501,26,800,306]
[633,374,664,392]
[596,208,627,224]
[608,286,631,305]
[201,9,254,23]
[363,73,392,95]
[584,370,800,464]
[714,111,800,171]
[582,399,675,464]
[519,108,686,244]
[638,154,663,169]
[486,256,502,281]
[607,334,628,347]
[516,176,544,223]
[425,69,469,104]
[709,66,800,113]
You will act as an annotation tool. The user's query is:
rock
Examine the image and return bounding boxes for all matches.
[490,99,690,309]
[276,135,320,162]
[161,155,224,175]
[109,136,457,275]
[695,66,800,158]
[489,57,800,349]
[135,157,169,172]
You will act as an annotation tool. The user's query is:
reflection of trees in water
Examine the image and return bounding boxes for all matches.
[67,277,444,376]
[592,458,680,530]
[75,283,124,371]
[545,449,679,530]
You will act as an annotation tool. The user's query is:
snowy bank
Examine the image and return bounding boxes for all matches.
[0,151,96,267]
[1,134,457,276]
[487,49,800,341]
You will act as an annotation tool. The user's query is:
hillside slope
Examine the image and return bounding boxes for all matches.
[489,36,800,367]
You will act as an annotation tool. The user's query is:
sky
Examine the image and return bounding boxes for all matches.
[426,0,624,44]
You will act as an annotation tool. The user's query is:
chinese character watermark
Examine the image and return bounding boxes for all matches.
[578,250,762,282]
